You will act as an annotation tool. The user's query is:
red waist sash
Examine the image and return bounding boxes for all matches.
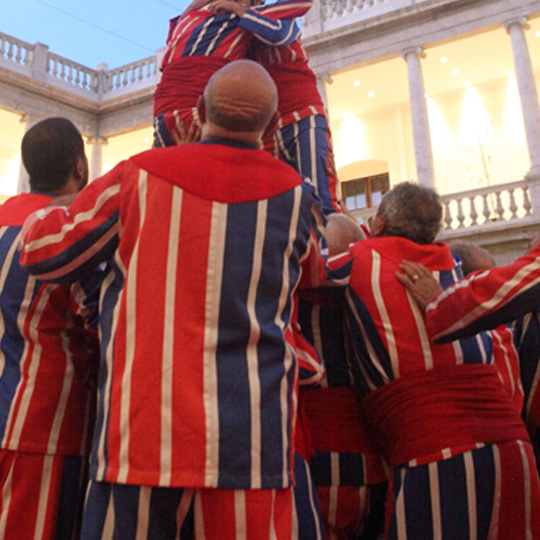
[301,386,379,455]
[153,56,230,116]
[363,364,530,468]
[265,63,324,117]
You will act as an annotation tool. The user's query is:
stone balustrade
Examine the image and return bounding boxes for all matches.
[0,32,33,67]
[351,178,540,234]
[47,53,98,91]
[0,31,159,98]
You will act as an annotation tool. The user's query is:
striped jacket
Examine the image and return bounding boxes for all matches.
[20,139,327,489]
[161,0,310,67]
[0,192,100,457]
[423,242,540,342]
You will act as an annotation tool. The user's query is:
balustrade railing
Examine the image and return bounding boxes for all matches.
[351,180,535,232]
[441,181,532,231]
[0,32,32,67]
[103,57,158,92]
[47,53,98,91]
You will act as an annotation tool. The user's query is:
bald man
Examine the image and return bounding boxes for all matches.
[19,60,328,540]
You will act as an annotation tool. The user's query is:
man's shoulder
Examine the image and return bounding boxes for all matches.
[0,192,53,227]
[130,144,305,203]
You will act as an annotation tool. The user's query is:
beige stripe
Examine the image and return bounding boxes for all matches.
[135,487,151,540]
[203,203,228,486]
[117,170,147,483]
[464,451,478,540]
[276,187,301,485]
[6,286,52,449]
[395,468,408,540]
[160,188,183,486]
[406,289,433,370]
[194,491,206,540]
[371,252,400,378]
[518,440,533,540]
[488,445,501,540]
[33,455,55,540]
[234,490,247,540]
[95,261,123,479]
[428,462,442,540]
[176,489,194,539]
[246,200,267,487]
[102,490,115,540]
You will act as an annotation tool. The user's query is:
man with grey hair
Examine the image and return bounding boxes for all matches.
[329,181,539,538]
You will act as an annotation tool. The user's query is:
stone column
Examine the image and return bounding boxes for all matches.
[315,72,331,112]
[504,18,540,183]
[88,136,108,181]
[400,47,435,189]
[17,114,40,194]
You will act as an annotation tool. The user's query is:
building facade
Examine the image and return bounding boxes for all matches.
[0,0,539,262]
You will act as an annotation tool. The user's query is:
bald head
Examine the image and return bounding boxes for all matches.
[325,213,366,256]
[201,60,277,138]
[448,241,495,276]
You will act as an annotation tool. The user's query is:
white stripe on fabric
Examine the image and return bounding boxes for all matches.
[176,489,194,540]
[194,491,206,540]
[135,487,151,540]
[203,203,228,486]
[488,445,501,540]
[206,20,229,55]
[327,486,339,537]
[224,27,244,59]
[406,289,433,370]
[0,453,14,533]
[395,468,408,540]
[428,462,442,540]
[464,451,477,540]
[235,490,247,540]
[302,456,324,540]
[276,188,302,485]
[371,252,400,378]
[0,228,22,377]
[102,488,115,540]
[160,187,182,486]
[6,286,52,449]
[117,170,147,484]
[95,260,123,480]
[246,200,267,487]
[23,184,121,254]
[190,18,214,55]
[46,328,74,454]
[308,116,318,193]
[518,440,533,540]
[33,455,55,540]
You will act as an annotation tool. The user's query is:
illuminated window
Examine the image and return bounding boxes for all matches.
[342,173,389,211]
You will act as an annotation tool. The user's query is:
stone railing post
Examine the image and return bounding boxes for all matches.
[400,46,435,189]
[30,42,49,79]
[301,0,324,37]
[95,62,109,95]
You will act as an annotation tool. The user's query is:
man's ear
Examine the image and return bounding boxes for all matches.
[370,215,386,237]
[196,94,206,124]
[74,156,89,189]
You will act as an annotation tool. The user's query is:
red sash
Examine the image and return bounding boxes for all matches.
[153,56,230,116]
[301,387,379,454]
[266,63,324,117]
[363,365,530,468]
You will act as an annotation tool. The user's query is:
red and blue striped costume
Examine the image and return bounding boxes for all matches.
[153,0,311,146]
[19,139,327,539]
[298,288,387,540]
[331,237,540,539]
[515,311,540,473]
[249,32,340,216]
[0,192,100,540]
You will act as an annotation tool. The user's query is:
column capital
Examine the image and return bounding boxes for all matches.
[19,113,40,126]
[400,46,426,60]
[502,17,530,33]
[87,136,108,147]
[316,72,333,85]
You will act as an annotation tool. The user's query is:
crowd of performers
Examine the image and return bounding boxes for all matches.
[1,0,540,539]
